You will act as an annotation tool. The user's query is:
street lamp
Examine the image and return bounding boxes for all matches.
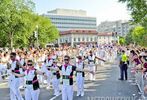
[34,25,39,48]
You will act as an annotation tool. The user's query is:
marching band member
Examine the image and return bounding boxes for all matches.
[76,56,85,96]
[44,53,53,89]
[0,59,4,82]
[12,59,46,100]
[85,51,105,81]
[8,52,24,100]
[50,55,94,100]
[50,60,61,96]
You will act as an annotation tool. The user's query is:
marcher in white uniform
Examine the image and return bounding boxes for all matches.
[50,55,93,100]
[98,48,105,66]
[8,52,23,100]
[76,56,85,96]
[44,54,53,89]
[50,60,60,96]
[0,59,4,81]
[12,59,46,100]
[19,55,26,89]
[86,51,105,81]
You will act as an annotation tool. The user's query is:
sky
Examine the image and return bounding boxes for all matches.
[32,0,131,25]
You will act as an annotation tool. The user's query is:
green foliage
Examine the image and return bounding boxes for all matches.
[119,0,147,47]
[132,26,145,43]
[34,16,59,47]
[124,26,147,47]
[0,0,59,48]
[119,0,147,27]
[119,36,125,45]
[142,33,147,47]
[125,29,134,45]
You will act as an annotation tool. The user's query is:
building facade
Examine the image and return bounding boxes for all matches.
[58,30,98,47]
[97,20,132,36]
[57,30,118,46]
[43,9,97,31]
[97,32,118,44]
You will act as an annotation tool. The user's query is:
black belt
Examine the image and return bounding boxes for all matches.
[53,72,57,75]
[26,81,32,85]
[76,71,83,73]
[89,60,94,62]
[62,75,71,79]
[47,68,50,70]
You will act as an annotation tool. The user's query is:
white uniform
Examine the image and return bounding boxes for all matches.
[99,49,105,66]
[61,64,76,100]
[44,58,53,88]
[51,65,60,96]
[76,61,84,96]
[0,64,5,81]
[19,58,25,88]
[24,69,40,100]
[52,54,57,60]
[8,60,23,100]
[88,55,96,80]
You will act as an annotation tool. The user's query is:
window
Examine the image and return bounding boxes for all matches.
[87,37,89,41]
[65,38,68,43]
[74,38,76,42]
[82,37,85,41]
[91,38,93,41]
[78,38,80,42]
[95,37,97,41]
[60,39,62,43]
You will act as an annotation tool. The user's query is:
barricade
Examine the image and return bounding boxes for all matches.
[130,63,147,100]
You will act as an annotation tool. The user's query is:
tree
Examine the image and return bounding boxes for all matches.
[119,0,147,47]
[27,15,59,47]
[124,26,147,47]
[131,26,146,46]
[119,0,147,27]
[125,29,134,45]
[142,33,147,47]
[0,0,59,48]
[0,0,35,48]
[119,36,126,45]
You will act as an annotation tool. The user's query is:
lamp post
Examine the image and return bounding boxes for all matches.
[34,25,39,48]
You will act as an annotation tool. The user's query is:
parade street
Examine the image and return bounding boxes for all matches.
[0,62,140,100]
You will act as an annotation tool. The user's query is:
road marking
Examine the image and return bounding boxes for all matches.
[0,82,7,86]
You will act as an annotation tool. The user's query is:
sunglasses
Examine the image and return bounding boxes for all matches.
[27,64,33,66]
[64,59,69,61]
[10,56,14,58]
[53,62,57,63]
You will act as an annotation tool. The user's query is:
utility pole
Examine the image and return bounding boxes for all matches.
[34,25,39,48]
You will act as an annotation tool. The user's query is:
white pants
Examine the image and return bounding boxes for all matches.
[76,73,84,94]
[0,71,2,82]
[9,78,23,100]
[19,77,25,88]
[46,71,52,87]
[52,77,60,95]
[62,85,73,100]
[89,64,96,80]
[25,86,40,100]
[99,60,104,66]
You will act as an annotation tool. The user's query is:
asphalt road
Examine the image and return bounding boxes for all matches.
[0,62,141,100]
